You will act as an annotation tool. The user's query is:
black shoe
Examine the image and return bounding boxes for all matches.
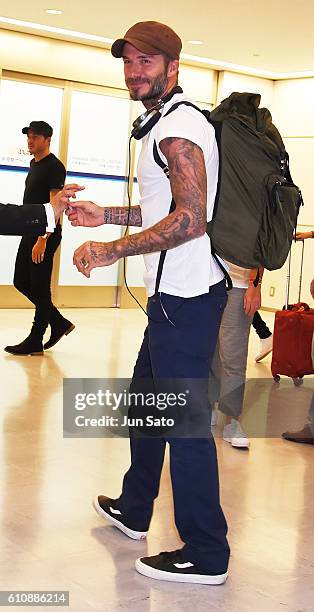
[93,495,147,540]
[4,335,43,356]
[282,425,314,445]
[44,319,75,350]
[135,549,228,584]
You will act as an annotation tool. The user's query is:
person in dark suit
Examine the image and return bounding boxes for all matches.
[0,184,83,236]
[5,121,76,357]
[0,202,47,236]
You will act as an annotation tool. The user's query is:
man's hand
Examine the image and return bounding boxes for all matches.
[32,237,47,264]
[243,284,261,317]
[66,201,105,227]
[295,231,313,241]
[73,240,120,278]
[50,184,85,223]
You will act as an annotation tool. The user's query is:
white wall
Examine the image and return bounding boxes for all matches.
[271,79,314,137]
[216,71,274,108]
[262,78,314,309]
[0,29,126,90]
[179,64,216,104]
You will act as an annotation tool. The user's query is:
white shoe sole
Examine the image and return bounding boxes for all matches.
[255,347,273,362]
[231,439,250,449]
[135,558,228,584]
[93,496,147,540]
[223,436,250,449]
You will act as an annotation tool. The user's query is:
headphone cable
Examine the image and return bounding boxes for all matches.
[122,136,152,318]
[122,136,181,327]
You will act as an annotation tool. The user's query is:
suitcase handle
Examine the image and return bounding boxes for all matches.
[289,302,310,312]
[285,240,305,309]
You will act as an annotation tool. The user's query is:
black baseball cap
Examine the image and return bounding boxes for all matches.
[22,121,53,137]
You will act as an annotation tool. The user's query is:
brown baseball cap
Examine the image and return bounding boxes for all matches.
[111,21,182,60]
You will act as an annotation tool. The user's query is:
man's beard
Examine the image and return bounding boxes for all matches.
[127,71,168,102]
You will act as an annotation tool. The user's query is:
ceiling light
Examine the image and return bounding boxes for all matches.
[188,40,203,45]
[0,16,113,44]
[1,16,314,80]
[181,52,282,78]
[46,9,63,15]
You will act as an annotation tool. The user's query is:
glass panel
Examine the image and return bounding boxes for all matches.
[66,91,130,176]
[0,79,63,284]
[59,91,132,287]
[59,176,125,287]
[0,168,29,284]
[0,79,63,167]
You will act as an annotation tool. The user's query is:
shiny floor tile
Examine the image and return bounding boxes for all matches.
[0,308,313,611]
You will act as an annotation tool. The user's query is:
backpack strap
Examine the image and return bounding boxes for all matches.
[154,197,176,294]
[153,140,169,177]
[153,102,232,292]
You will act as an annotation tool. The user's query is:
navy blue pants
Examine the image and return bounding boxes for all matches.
[118,281,230,573]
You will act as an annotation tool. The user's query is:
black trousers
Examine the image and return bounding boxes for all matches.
[252,311,272,340]
[13,224,63,337]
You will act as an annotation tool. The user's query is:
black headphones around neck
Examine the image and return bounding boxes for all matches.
[131,86,183,140]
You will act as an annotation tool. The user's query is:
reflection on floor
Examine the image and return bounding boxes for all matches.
[0,308,313,612]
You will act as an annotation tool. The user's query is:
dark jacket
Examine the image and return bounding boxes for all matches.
[0,203,47,236]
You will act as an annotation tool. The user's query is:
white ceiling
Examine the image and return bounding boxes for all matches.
[0,0,313,76]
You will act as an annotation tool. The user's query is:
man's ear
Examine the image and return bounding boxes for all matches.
[167,59,179,78]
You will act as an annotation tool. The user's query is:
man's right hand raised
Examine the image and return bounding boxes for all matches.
[65,201,105,227]
[51,184,85,224]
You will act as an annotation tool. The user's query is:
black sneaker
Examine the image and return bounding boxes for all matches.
[93,495,147,540]
[282,424,314,445]
[135,549,228,584]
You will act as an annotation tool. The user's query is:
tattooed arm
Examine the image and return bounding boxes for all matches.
[67,201,142,227]
[73,138,207,277]
[104,206,142,226]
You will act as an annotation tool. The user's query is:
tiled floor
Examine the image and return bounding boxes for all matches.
[0,308,313,611]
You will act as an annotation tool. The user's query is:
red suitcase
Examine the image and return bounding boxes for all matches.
[271,241,314,385]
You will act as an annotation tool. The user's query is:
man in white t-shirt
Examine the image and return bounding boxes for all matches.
[67,21,230,585]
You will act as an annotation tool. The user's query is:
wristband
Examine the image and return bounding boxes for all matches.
[248,279,262,286]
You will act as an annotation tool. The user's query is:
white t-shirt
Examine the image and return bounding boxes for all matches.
[137,92,223,298]
[226,261,251,289]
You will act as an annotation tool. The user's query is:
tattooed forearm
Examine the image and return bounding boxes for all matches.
[113,210,192,258]
[90,241,118,266]
[89,138,208,263]
[104,206,142,227]
[110,137,207,258]
[89,207,197,265]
